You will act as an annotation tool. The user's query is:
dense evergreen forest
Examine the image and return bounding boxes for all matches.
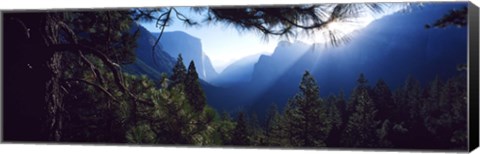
[3,4,468,151]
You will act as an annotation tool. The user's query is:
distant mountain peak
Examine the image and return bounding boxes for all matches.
[151,31,219,82]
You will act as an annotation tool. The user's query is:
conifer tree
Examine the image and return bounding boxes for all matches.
[421,75,444,135]
[446,75,467,149]
[390,76,430,148]
[185,60,207,112]
[370,79,397,147]
[424,75,467,149]
[336,90,348,124]
[284,71,330,147]
[347,73,370,117]
[326,95,342,130]
[341,89,380,147]
[120,74,216,145]
[325,94,343,147]
[248,113,266,146]
[403,76,423,121]
[376,119,393,148]
[372,79,394,121]
[281,99,301,146]
[265,104,283,146]
[215,111,236,145]
[170,54,187,87]
[231,112,249,146]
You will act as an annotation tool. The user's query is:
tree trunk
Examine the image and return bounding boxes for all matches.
[43,13,66,141]
[45,52,64,141]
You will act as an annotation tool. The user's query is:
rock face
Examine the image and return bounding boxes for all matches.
[152,31,219,82]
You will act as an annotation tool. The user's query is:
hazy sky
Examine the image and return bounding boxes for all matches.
[140,8,278,72]
[140,4,406,73]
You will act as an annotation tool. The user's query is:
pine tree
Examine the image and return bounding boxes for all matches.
[341,89,380,148]
[347,73,370,118]
[60,12,144,141]
[447,75,467,149]
[325,94,343,147]
[424,75,467,149]
[404,76,423,121]
[231,112,249,146]
[425,6,467,29]
[326,95,342,130]
[281,99,301,146]
[390,76,431,148]
[248,113,266,146]
[336,90,348,125]
[265,104,283,146]
[201,4,387,46]
[170,54,187,87]
[376,119,393,148]
[283,71,330,147]
[215,111,236,145]
[357,73,368,85]
[370,79,396,148]
[120,74,216,145]
[372,79,394,121]
[422,75,444,136]
[185,60,207,112]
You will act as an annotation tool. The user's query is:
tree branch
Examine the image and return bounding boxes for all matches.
[151,8,172,68]
[47,44,154,107]
[63,78,121,104]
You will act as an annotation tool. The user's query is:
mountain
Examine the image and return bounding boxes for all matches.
[211,53,263,87]
[251,41,311,87]
[245,3,468,116]
[122,23,175,82]
[151,31,219,82]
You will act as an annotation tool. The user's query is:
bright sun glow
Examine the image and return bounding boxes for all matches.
[304,16,376,45]
[304,3,408,45]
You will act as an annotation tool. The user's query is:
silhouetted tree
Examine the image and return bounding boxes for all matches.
[346,73,370,118]
[215,111,236,145]
[372,79,395,121]
[231,112,249,146]
[423,75,467,149]
[281,99,300,146]
[341,89,380,148]
[391,76,433,148]
[325,94,343,147]
[425,6,467,29]
[265,104,283,146]
[336,90,348,124]
[247,113,266,146]
[283,71,330,147]
[170,54,187,87]
[185,60,207,112]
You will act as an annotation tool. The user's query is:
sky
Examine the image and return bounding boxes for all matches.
[140,4,407,73]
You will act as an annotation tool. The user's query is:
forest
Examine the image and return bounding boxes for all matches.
[2,3,469,151]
